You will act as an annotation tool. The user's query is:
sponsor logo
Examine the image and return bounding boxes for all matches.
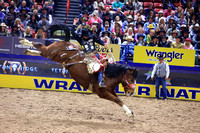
[0,61,38,75]
[146,49,184,62]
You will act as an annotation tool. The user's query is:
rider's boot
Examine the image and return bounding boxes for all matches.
[98,71,106,88]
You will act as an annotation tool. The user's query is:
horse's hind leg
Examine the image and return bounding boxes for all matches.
[97,88,134,117]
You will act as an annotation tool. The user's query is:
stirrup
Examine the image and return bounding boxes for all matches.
[99,80,106,88]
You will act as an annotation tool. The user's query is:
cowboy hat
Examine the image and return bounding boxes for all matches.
[147,24,155,28]
[0,23,7,27]
[157,54,164,60]
[137,34,145,39]
[93,21,99,25]
[185,38,191,42]
[172,30,178,34]
[127,15,133,19]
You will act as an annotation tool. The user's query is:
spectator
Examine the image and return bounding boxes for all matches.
[38,15,49,31]
[8,6,18,20]
[151,55,170,100]
[158,35,171,48]
[146,29,155,45]
[120,36,135,61]
[0,6,5,23]
[124,0,133,11]
[100,24,111,37]
[164,5,172,17]
[87,12,102,28]
[144,17,156,34]
[157,30,166,44]
[135,27,146,42]
[194,42,200,65]
[93,5,104,19]
[42,1,53,15]
[188,12,197,25]
[122,15,133,31]
[184,38,194,49]
[18,0,30,12]
[32,9,40,21]
[35,26,45,39]
[136,34,146,46]
[91,25,99,37]
[31,2,41,12]
[144,4,155,17]
[111,16,122,31]
[133,0,142,12]
[81,0,94,15]
[182,29,190,42]
[110,32,120,44]
[113,8,124,22]
[27,14,39,31]
[135,21,144,30]
[189,23,199,39]
[14,18,25,33]
[166,11,178,23]
[10,24,22,37]
[124,27,134,41]
[0,0,6,11]
[101,21,110,31]
[192,29,200,45]
[40,7,52,24]
[148,35,157,46]
[167,23,179,36]
[156,17,167,33]
[146,11,155,21]
[103,0,115,5]
[134,12,145,22]
[168,30,178,43]
[4,13,14,28]
[175,6,183,18]
[171,35,184,49]
[92,21,101,35]
[184,2,194,14]
[93,0,104,10]
[178,13,188,25]
[6,1,18,13]
[77,17,90,30]
[19,13,28,28]
[102,6,112,26]
[0,22,9,36]
[19,0,33,8]
[155,11,164,23]
[101,31,111,43]
[23,26,33,38]
[112,0,123,11]
[115,27,122,44]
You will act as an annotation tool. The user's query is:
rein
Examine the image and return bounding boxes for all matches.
[48,49,85,67]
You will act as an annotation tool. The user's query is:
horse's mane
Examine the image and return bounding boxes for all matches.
[105,63,127,78]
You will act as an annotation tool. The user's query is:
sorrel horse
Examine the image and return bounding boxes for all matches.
[20,38,138,117]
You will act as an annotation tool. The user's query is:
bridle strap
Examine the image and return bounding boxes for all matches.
[123,74,130,89]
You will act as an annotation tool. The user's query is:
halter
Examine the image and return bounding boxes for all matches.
[123,73,136,90]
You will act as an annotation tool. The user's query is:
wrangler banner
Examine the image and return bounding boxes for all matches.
[133,46,195,67]
[0,74,199,101]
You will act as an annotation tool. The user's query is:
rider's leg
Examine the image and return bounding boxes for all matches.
[95,53,106,87]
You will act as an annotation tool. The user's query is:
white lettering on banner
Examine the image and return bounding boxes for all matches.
[0,49,10,51]
[15,43,36,49]
[138,86,200,100]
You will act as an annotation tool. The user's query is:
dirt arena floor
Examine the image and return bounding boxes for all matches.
[0,88,199,133]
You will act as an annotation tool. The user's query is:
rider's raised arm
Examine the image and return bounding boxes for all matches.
[71,25,81,44]
[93,35,105,46]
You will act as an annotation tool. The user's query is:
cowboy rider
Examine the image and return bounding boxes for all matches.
[71,18,108,87]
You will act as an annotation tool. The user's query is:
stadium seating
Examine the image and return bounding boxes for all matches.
[153,0,162,2]
[154,3,163,9]
[124,11,130,16]
[154,8,163,14]
[144,2,153,8]
[104,5,112,10]
[4,2,9,7]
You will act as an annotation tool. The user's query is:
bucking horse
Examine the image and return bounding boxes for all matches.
[19,24,138,117]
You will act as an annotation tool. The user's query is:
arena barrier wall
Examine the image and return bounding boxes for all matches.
[0,74,199,101]
[0,37,200,101]
[133,46,196,67]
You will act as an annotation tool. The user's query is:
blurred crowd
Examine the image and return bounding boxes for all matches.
[0,0,54,39]
[78,0,200,64]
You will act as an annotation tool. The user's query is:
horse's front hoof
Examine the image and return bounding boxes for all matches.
[126,111,134,117]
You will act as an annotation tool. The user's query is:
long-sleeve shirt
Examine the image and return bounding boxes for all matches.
[71,25,105,47]
[151,62,170,78]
